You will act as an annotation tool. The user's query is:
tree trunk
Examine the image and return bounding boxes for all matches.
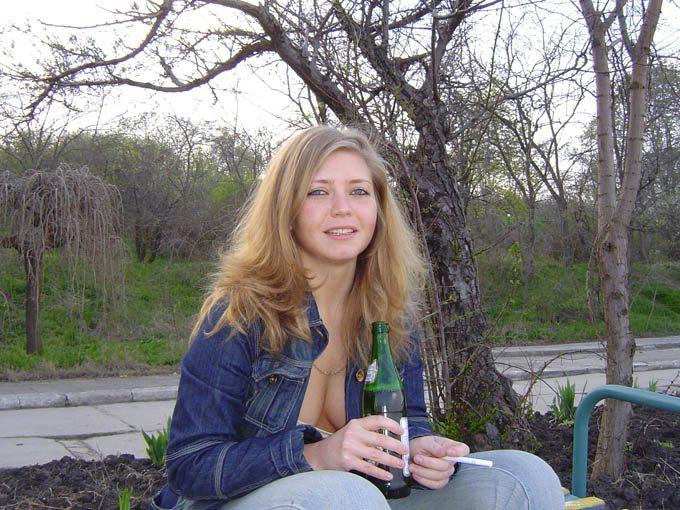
[525,204,537,285]
[409,128,530,451]
[580,0,663,480]
[23,247,43,354]
[557,199,573,267]
[592,222,635,478]
[134,223,147,263]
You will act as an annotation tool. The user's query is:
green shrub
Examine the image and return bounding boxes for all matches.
[648,378,659,392]
[142,416,172,467]
[118,487,132,510]
[550,378,586,425]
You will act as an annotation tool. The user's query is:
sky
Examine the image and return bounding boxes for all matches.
[3,0,678,145]
[3,0,300,137]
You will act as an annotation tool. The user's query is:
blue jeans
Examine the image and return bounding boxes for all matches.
[174,450,564,510]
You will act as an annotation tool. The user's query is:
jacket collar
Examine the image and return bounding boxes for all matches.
[304,291,323,328]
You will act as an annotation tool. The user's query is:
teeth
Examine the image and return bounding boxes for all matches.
[327,228,354,235]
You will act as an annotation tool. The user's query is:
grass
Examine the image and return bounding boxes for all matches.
[478,255,680,344]
[1,246,679,378]
[0,247,211,379]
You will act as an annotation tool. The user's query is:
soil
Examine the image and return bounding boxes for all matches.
[0,403,678,510]
[533,403,680,510]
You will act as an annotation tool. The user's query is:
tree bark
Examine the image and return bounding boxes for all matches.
[23,247,43,354]
[524,204,537,295]
[579,0,663,480]
[557,198,573,267]
[134,223,146,262]
[592,221,635,476]
[409,138,526,450]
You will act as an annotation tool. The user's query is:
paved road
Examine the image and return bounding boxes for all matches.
[1,336,678,469]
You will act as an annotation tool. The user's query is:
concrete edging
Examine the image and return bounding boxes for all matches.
[0,386,178,411]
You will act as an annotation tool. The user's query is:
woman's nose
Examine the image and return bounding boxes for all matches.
[331,192,351,216]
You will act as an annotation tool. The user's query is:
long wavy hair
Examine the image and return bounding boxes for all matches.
[192,125,425,367]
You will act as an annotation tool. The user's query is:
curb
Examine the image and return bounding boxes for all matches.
[501,360,680,381]
[492,337,680,358]
[0,386,178,411]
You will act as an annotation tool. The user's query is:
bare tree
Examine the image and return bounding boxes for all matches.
[0,164,123,353]
[578,0,663,479]
[15,0,549,449]
[488,115,544,284]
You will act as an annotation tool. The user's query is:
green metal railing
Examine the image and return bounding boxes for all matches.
[572,384,680,498]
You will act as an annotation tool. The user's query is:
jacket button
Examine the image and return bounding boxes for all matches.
[355,369,365,382]
[267,374,279,385]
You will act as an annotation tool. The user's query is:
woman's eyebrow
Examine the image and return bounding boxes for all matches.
[311,178,372,184]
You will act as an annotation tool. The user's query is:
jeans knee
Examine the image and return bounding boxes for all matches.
[471,450,563,510]
[305,471,390,510]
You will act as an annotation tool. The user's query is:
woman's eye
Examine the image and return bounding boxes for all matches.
[308,189,327,196]
[350,188,369,196]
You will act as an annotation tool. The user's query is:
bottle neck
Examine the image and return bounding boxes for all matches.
[367,326,401,389]
[370,331,394,364]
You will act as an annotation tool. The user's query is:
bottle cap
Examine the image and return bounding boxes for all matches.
[371,321,389,333]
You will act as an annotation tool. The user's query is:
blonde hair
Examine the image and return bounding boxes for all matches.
[192,125,425,367]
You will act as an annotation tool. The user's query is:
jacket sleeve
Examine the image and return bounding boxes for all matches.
[401,326,435,440]
[165,304,321,501]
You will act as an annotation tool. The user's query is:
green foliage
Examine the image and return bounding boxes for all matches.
[433,395,500,442]
[142,416,172,467]
[549,378,586,425]
[653,439,674,449]
[648,379,659,392]
[0,249,208,376]
[480,256,680,344]
[118,487,132,510]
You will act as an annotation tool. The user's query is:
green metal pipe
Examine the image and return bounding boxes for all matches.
[572,384,680,498]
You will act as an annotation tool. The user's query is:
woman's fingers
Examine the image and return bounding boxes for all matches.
[355,415,404,436]
[366,429,408,455]
[360,443,405,470]
[355,459,394,481]
[409,455,455,482]
[412,454,451,472]
[340,416,408,476]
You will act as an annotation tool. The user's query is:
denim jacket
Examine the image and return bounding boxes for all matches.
[155,295,433,509]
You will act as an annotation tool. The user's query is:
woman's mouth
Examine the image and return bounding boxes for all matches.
[325,228,357,239]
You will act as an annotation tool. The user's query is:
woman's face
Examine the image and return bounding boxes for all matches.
[293,149,378,273]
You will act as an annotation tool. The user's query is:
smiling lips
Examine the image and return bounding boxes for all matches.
[325,227,357,238]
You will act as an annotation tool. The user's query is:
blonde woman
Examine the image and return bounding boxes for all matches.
[151,125,564,510]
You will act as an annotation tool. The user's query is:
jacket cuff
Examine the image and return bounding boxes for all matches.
[269,424,322,477]
[408,416,434,440]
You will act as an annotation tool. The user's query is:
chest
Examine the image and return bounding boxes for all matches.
[297,367,347,432]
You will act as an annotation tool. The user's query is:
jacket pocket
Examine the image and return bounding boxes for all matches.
[244,355,309,434]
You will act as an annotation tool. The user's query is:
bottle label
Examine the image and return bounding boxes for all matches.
[366,360,378,383]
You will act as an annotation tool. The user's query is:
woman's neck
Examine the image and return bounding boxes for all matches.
[306,261,356,328]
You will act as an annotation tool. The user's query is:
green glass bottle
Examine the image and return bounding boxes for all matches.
[362,321,411,499]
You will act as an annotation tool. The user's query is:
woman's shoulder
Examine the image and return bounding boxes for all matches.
[189,299,263,360]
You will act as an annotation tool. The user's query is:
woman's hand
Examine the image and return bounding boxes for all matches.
[303,416,408,481]
[407,435,470,490]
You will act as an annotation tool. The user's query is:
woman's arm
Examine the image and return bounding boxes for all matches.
[165,304,321,501]
[401,327,435,440]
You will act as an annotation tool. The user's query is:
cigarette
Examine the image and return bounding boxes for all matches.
[444,456,493,467]
[400,417,410,477]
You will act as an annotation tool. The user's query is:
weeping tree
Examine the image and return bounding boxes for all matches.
[0,164,123,353]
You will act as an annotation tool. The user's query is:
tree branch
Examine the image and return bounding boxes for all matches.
[27,0,174,117]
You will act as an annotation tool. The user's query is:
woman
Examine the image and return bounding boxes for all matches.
[152,125,564,510]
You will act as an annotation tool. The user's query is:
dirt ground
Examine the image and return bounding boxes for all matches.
[0,403,678,509]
